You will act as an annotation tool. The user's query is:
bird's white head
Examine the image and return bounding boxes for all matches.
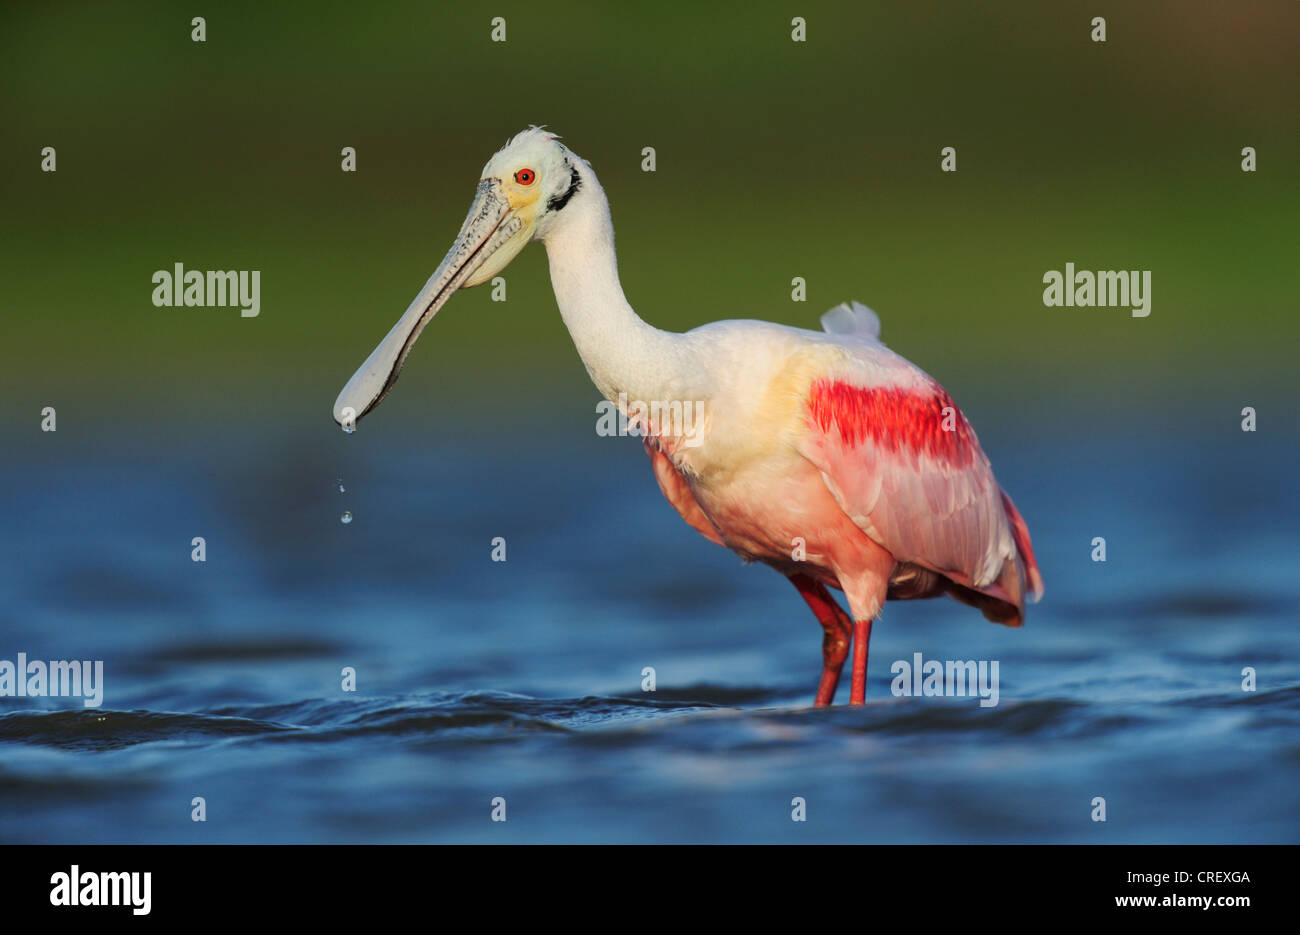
[333,127,588,427]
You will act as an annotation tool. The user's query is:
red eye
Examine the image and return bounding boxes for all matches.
[514,168,536,185]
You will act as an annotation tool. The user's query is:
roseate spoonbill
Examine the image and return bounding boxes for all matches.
[334,128,1043,706]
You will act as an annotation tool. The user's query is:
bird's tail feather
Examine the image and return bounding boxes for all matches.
[820,301,882,340]
[1000,489,1044,604]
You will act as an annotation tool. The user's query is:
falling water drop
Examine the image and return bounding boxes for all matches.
[340,511,353,525]
[337,478,346,493]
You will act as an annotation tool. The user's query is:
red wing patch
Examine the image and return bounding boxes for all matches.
[807,379,976,468]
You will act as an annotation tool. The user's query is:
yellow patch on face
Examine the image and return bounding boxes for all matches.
[501,174,544,222]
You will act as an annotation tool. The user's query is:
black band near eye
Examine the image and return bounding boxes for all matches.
[547,165,582,212]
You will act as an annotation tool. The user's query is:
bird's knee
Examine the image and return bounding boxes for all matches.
[822,625,850,665]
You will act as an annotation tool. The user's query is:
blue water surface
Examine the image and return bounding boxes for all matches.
[1,402,1296,843]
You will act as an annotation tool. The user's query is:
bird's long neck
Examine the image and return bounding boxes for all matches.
[542,174,693,408]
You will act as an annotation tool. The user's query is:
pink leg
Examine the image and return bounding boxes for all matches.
[839,541,894,706]
[789,573,853,706]
[849,618,873,705]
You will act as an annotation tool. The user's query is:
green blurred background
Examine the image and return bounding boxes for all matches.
[3,1,1296,434]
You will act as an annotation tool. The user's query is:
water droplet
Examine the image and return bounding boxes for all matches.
[340,511,353,525]
[336,478,346,493]
[342,424,355,435]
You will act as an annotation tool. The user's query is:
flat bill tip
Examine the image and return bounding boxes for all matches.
[333,402,359,433]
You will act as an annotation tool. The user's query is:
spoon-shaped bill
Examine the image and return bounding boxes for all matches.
[333,178,523,429]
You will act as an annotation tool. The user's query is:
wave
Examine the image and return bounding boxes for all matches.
[2,684,1295,753]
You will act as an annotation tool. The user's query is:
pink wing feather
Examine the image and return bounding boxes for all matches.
[798,341,1042,626]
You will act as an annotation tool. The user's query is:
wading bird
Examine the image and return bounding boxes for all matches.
[334,128,1043,706]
